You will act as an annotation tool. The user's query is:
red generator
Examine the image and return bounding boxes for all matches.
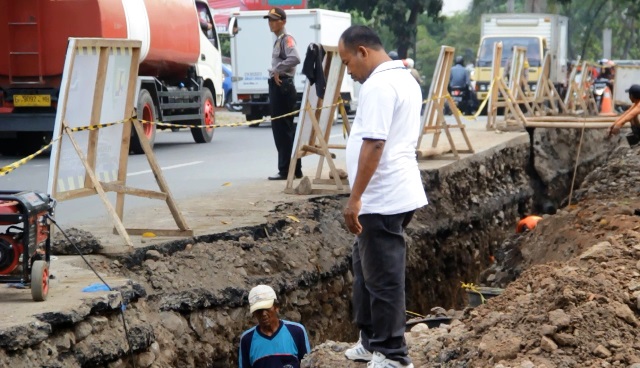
[0,191,55,301]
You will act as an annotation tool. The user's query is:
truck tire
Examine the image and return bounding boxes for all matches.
[130,89,157,154]
[13,132,47,156]
[192,88,215,143]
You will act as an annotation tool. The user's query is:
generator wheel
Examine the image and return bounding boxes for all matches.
[31,260,49,302]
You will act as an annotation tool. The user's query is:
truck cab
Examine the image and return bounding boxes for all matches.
[475,35,545,99]
[474,14,568,102]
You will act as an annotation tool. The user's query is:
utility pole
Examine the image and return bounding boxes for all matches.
[507,0,515,13]
[525,0,548,12]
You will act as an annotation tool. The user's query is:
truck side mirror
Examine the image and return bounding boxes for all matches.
[228,17,238,37]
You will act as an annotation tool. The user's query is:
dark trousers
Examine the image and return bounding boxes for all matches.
[268,77,301,176]
[352,211,415,365]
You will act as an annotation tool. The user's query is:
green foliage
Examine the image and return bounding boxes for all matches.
[415,12,481,87]
[309,0,443,58]
[558,0,640,61]
[307,0,640,88]
[469,0,640,61]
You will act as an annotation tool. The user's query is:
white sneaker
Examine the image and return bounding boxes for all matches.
[344,337,373,362]
[366,352,414,368]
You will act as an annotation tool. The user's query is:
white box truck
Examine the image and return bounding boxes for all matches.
[228,8,355,124]
[474,13,569,101]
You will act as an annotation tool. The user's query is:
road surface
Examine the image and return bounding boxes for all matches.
[0,117,350,226]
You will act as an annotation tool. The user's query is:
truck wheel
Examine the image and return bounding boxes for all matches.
[192,88,215,143]
[15,132,47,156]
[130,89,157,155]
[0,139,18,156]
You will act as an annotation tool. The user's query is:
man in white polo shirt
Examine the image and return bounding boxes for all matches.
[338,25,428,368]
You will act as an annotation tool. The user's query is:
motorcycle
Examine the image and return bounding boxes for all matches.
[445,85,476,115]
[591,78,610,112]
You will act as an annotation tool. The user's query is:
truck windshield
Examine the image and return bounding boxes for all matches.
[477,37,541,67]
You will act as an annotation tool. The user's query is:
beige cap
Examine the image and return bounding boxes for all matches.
[248,285,277,313]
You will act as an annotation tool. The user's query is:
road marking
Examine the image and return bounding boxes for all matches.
[127,161,203,177]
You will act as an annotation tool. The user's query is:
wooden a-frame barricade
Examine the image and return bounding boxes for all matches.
[486,43,528,130]
[531,52,567,116]
[563,60,599,116]
[285,45,350,195]
[49,39,192,252]
[416,46,473,160]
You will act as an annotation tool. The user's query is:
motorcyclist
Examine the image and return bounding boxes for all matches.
[449,56,470,90]
[448,56,477,114]
[597,59,615,89]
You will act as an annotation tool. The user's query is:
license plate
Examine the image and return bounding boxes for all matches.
[13,95,51,107]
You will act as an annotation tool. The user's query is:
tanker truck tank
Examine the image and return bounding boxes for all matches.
[0,0,223,154]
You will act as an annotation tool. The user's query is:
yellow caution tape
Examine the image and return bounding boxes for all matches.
[70,120,128,132]
[405,310,426,319]
[0,137,59,176]
[0,100,348,176]
[461,282,487,305]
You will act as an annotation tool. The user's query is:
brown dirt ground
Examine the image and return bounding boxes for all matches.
[302,145,640,367]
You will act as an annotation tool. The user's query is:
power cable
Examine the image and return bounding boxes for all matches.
[47,215,137,368]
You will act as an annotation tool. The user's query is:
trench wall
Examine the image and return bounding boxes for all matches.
[0,129,620,367]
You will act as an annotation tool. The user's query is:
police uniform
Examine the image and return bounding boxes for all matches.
[265,8,302,180]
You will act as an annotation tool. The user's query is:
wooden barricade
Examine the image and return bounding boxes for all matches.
[47,38,192,252]
[285,45,350,195]
[416,46,473,160]
[531,53,567,116]
[564,61,598,116]
[486,42,528,130]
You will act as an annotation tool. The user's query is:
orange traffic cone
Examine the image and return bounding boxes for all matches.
[599,86,614,115]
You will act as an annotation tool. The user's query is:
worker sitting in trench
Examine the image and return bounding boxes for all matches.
[608,84,640,146]
[516,215,543,233]
[238,285,311,368]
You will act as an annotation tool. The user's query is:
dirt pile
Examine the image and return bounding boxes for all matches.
[52,227,102,255]
[304,145,640,367]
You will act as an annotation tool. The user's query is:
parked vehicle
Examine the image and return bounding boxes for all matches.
[591,78,609,112]
[474,13,569,101]
[0,0,224,155]
[222,62,233,105]
[228,8,356,125]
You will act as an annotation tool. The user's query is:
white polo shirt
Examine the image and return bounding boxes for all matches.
[346,60,428,215]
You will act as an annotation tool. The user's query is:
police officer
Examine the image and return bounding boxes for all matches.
[264,7,302,180]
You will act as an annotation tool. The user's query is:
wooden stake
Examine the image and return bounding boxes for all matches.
[64,124,133,248]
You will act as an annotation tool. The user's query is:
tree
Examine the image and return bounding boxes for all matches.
[471,0,640,61]
[308,0,443,58]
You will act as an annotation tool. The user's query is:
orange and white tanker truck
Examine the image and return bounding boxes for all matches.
[0,0,224,155]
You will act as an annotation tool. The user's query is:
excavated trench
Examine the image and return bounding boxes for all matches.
[0,128,622,367]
